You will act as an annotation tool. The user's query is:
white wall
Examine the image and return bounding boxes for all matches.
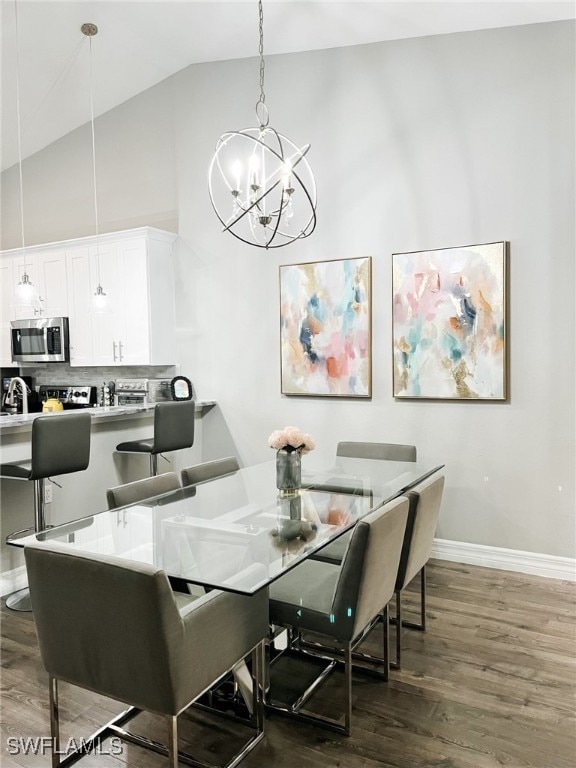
[2,21,574,558]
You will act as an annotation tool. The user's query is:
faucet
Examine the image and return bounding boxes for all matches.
[3,377,29,415]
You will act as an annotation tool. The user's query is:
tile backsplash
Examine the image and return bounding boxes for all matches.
[20,363,180,387]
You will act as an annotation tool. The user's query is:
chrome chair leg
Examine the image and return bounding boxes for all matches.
[391,565,428,631]
[150,454,159,477]
[344,642,352,736]
[49,676,60,768]
[382,604,389,681]
[166,715,178,768]
[420,565,427,630]
[397,565,427,631]
[390,565,428,668]
[393,590,402,669]
[253,640,265,734]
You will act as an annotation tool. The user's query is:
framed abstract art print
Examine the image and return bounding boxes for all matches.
[280,257,371,397]
[392,242,507,400]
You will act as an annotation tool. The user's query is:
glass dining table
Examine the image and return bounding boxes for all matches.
[9,454,444,595]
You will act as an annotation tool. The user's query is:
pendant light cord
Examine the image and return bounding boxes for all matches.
[26,37,84,127]
[87,33,101,287]
[14,0,27,273]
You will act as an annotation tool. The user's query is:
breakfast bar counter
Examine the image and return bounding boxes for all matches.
[0,400,217,592]
[0,400,216,434]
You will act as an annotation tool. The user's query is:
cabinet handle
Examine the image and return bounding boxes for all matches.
[113,341,117,362]
[118,340,124,362]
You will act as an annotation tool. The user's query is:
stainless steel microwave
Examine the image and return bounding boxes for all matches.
[10,317,70,363]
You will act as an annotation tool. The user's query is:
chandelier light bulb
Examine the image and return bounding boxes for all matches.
[249,153,260,186]
[282,159,292,186]
[231,160,242,191]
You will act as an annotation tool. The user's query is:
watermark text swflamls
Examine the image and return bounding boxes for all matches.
[6,736,123,756]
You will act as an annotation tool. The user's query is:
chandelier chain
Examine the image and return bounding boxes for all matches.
[258,0,265,104]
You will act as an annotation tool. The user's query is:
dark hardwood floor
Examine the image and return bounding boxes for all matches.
[1,560,575,768]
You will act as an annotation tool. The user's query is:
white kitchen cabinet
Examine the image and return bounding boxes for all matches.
[66,247,94,367]
[11,249,68,319]
[36,249,69,318]
[0,247,67,363]
[88,240,127,366]
[1,227,177,368]
[11,255,39,319]
[67,227,177,366]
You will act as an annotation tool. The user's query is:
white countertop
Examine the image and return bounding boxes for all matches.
[0,401,216,432]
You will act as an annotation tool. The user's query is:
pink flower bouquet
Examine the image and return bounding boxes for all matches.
[268,426,315,454]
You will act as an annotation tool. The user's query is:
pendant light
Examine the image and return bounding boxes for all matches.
[13,0,35,305]
[208,0,316,249]
[82,22,107,310]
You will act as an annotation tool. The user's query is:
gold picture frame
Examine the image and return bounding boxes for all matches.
[392,241,508,400]
[280,256,372,398]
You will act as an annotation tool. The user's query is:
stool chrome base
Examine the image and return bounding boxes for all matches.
[4,478,47,614]
[5,587,32,612]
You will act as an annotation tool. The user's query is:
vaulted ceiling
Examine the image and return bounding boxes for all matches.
[1,1,574,171]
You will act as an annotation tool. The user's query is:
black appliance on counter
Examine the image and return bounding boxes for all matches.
[38,385,98,410]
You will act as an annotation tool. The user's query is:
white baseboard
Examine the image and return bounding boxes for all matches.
[0,564,28,598]
[432,538,576,581]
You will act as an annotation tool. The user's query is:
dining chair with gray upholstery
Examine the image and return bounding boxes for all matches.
[336,441,417,462]
[392,472,445,667]
[181,456,240,487]
[309,472,445,670]
[312,440,417,565]
[268,495,409,735]
[24,541,267,768]
[106,471,181,509]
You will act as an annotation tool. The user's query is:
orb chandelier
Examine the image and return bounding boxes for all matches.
[208,0,316,249]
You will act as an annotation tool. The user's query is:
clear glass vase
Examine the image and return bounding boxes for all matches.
[276,447,301,495]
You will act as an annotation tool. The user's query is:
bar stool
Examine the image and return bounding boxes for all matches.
[115,400,195,477]
[0,411,91,612]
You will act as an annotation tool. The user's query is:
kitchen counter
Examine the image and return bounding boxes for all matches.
[0,399,217,589]
[0,400,216,434]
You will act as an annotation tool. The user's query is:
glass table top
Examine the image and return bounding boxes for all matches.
[10,456,443,594]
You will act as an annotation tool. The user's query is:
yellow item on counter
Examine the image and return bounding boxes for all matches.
[42,398,64,413]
